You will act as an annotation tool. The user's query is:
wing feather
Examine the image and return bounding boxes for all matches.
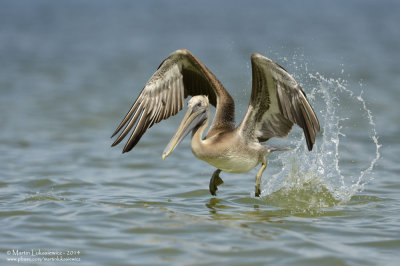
[238,54,320,151]
[111,49,229,153]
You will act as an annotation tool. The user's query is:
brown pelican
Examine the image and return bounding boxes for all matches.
[111,49,320,197]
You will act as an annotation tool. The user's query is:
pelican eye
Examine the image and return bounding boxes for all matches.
[193,102,202,108]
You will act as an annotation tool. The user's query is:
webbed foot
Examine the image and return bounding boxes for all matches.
[209,169,223,196]
[255,184,261,197]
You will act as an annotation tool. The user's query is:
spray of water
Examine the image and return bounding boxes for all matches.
[262,67,381,212]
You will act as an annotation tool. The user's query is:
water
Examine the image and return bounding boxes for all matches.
[1,0,399,265]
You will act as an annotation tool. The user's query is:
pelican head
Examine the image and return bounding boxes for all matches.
[162,96,209,160]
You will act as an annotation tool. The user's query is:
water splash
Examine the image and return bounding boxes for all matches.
[263,69,381,209]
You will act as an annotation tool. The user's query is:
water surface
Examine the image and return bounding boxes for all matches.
[1,1,399,265]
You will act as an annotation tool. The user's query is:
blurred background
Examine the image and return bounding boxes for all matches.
[1,0,399,265]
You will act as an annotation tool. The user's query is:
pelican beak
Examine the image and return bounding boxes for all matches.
[162,106,206,160]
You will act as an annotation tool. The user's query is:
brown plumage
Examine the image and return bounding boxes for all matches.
[112,49,320,197]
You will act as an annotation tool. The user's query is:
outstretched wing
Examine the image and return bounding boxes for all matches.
[238,53,320,150]
[111,49,225,153]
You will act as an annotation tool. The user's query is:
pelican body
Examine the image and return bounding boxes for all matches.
[112,49,320,197]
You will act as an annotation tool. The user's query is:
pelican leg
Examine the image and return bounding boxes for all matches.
[255,161,267,197]
[209,169,223,196]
